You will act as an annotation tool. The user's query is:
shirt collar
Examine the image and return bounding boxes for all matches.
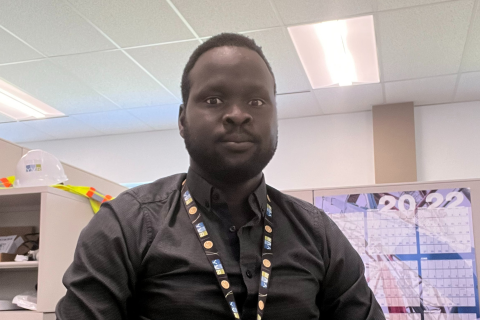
[186,167,268,218]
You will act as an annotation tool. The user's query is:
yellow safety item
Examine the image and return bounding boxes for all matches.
[54,185,113,214]
[1,176,15,188]
[0,176,113,214]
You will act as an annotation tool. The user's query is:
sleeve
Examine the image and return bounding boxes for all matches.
[56,196,147,320]
[317,212,385,320]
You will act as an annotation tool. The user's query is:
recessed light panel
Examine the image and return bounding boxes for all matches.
[0,79,64,121]
[288,15,380,88]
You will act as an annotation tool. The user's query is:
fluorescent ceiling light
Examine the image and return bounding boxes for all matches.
[0,79,64,121]
[288,15,379,89]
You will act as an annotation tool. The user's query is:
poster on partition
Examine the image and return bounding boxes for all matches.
[315,188,479,319]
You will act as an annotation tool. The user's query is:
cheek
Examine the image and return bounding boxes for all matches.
[185,114,219,143]
[264,118,278,142]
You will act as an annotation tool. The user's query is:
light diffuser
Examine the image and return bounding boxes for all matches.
[288,15,380,88]
[0,79,64,121]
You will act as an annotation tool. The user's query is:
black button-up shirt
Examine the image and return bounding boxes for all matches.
[56,170,385,320]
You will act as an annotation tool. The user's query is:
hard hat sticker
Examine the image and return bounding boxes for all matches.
[26,164,42,172]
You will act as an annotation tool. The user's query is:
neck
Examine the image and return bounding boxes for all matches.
[190,162,263,206]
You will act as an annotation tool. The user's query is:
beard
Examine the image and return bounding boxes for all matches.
[183,124,277,184]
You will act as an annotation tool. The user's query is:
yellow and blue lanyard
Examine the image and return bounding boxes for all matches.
[181,180,274,320]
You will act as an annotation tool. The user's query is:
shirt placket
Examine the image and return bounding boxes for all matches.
[202,184,266,317]
[237,196,264,318]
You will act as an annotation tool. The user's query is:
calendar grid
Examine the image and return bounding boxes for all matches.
[317,188,479,319]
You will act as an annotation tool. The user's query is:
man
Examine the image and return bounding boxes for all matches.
[56,33,385,319]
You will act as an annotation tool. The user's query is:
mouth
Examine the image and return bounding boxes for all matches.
[220,141,255,152]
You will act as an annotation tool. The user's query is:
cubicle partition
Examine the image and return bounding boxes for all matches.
[285,179,480,319]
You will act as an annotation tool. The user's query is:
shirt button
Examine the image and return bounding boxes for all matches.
[212,193,220,201]
[229,226,236,233]
[246,270,253,278]
[204,201,210,208]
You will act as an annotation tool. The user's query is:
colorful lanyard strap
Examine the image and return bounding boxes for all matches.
[181,180,274,320]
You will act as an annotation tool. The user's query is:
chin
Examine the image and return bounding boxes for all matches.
[210,164,262,184]
[194,152,268,183]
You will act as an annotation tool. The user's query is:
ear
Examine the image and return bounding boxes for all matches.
[178,104,186,138]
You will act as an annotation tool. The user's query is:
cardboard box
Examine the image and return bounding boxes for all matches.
[0,226,35,239]
[0,226,35,261]
[0,253,16,262]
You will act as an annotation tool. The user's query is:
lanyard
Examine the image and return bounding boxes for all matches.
[181,180,273,320]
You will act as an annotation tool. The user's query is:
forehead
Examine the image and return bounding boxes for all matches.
[188,46,274,91]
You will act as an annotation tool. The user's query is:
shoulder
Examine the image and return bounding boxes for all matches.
[95,173,186,247]
[266,185,331,235]
[100,173,186,222]
[108,173,186,207]
[126,173,186,204]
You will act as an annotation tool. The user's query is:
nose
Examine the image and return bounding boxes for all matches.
[223,103,252,127]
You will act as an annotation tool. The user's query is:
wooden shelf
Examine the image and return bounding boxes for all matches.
[0,261,39,270]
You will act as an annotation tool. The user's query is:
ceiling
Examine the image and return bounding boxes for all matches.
[0,0,479,143]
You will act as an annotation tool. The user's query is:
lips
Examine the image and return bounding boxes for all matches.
[219,136,255,152]
[221,139,253,143]
[219,134,255,144]
[218,131,257,152]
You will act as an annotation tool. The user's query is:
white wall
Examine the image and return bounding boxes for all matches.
[415,101,480,182]
[21,101,480,191]
[265,111,375,190]
[21,111,375,191]
[23,129,190,186]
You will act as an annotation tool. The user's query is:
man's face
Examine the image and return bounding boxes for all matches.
[179,46,278,183]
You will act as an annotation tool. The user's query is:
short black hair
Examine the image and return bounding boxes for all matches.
[181,33,276,106]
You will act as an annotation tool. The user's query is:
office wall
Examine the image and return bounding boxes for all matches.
[22,129,191,187]
[21,101,480,191]
[415,101,480,182]
[21,111,375,191]
[265,111,374,190]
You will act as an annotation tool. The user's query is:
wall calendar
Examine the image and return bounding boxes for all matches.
[315,188,479,319]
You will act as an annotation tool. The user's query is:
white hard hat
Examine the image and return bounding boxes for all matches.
[14,149,68,188]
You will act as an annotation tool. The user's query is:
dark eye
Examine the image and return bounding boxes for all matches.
[205,97,222,105]
[249,99,265,106]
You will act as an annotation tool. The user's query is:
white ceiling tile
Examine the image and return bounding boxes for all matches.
[73,110,152,135]
[171,0,280,37]
[23,116,103,140]
[244,28,311,94]
[51,51,179,109]
[377,0,450,11]
[455,72,480,102]
[0,60,119,115]
[272,0,374,25]
[276,92,323,119]
[313,83,384,114]
[461,4,480,72]
[0,0,115,56]
[127,105,180,130]
[0,121,55,143]
[0,28,43,64]
[68,0,194,47]
[126,41,199,101]
[378,1,474,81]
[385,75,457,105]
